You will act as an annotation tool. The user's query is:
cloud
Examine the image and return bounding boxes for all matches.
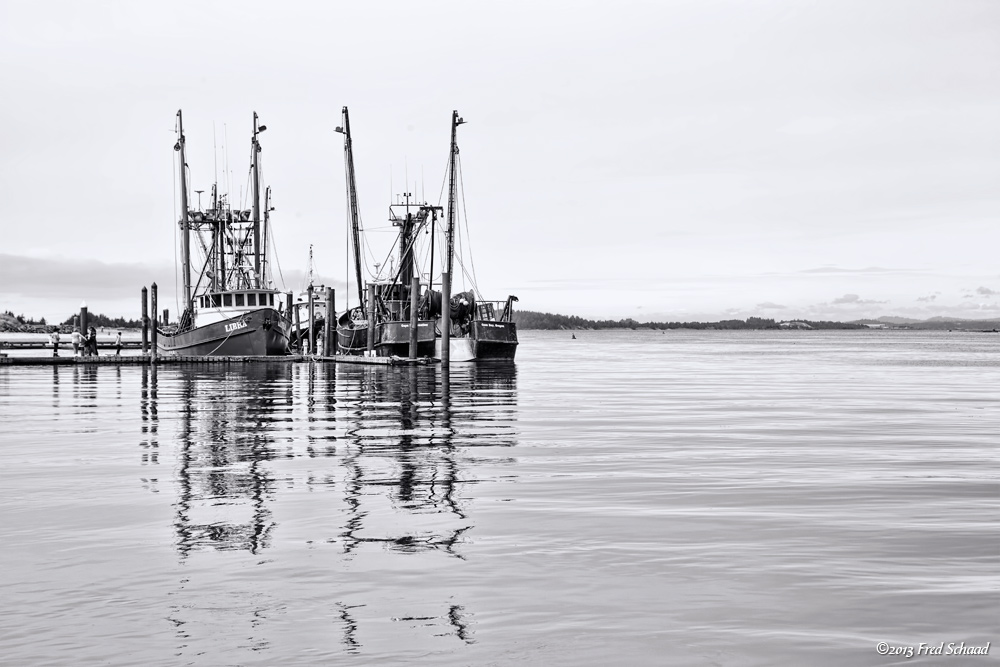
[799,266,904,275]
[976,286,997,296]
[0,253,343,300]
[0,253,173,300]
[832,293,887,305]
[756,301,787,309]
[916,294,937,302]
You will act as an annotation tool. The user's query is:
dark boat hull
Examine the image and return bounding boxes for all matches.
[434,321,518,361]
[473,320,518,360]
[376,320,436,357]
[157,308,289,356]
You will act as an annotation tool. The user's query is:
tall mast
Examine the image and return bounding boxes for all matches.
[338,107,365,310]
[175,110,192,316]
[251,112,262,288]
[446,110,464,285]
[262,186,271,288]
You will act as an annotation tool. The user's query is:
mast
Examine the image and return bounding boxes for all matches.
[446,110,464,287]
[338,107,366,311]
[251,112,263,288]
[175,110,192,318]
[262,186,271,288]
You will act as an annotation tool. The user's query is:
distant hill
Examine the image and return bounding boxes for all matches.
[512,310,866,330]
[0,311,53,333]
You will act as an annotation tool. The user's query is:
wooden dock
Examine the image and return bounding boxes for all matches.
[0,353,436,367]
[0,341,144,350]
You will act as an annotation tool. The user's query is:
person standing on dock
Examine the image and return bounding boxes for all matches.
[114,331,122,356]
[50,330,60,357]
[71,328,82,356]
[87,327,98,356]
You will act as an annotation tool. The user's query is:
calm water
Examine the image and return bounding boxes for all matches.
[1,330,997,666]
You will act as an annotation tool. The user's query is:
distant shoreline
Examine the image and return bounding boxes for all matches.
[510,310,1000,332]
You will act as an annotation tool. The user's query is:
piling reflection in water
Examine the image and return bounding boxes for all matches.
[335,363,517,560]
[170,363,292,558]
[146,360,517,654]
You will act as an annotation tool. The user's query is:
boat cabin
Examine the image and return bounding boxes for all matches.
[197,290,278,310]
[192,290,284,327]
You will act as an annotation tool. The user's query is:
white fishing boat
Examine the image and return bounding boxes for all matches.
[158,111,290,356]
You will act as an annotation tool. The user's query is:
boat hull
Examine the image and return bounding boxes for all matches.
[433,321,518,361]
[376,320,436,357]
[157,308,289,356]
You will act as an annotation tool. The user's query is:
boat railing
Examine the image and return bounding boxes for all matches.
[474,299,517,323]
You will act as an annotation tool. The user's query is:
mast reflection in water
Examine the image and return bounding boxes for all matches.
[149,360,517,655]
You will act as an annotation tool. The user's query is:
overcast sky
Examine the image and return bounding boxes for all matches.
[1,0,997,322]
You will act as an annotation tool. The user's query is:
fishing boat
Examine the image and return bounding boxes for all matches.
[334,106,438,357]
[333,106,371,355]
[289,245,327,352]
[429,110,518,361]
[158,110,290,356]
[333,108,517,360]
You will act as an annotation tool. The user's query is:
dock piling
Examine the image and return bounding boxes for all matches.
[442,271,451,366]
[80,302,89,339]
[366,283,375,355]
[324,287,334,356]
[409,276,419,359]
[307,285,315,355]
[293,301,301,353]
[141,287,148,353]
[150,283,158,361]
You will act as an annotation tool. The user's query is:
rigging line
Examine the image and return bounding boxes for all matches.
[269,211,285,289]
[457,152,480,292]
[345,177,350,308]
[173,145,180,317]
[224,124,230,216]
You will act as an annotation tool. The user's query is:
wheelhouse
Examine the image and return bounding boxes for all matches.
[197,291,279,310]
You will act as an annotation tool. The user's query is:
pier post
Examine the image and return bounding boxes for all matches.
[366,283,375,355]
[141,287,148,353]
[324,287,334,356]
[409,276,420,359]
[441,271,451,366]
[150,283,158,361]
[293,302,301,353]
[307,285,315,355]
[163,309,169,326]
[80,302,88,338]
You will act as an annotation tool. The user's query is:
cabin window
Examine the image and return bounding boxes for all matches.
[247,293,257,307]
[235,294,244,307]
[223,294,232,306]
[268,294,274,306]
[212,294,221,307]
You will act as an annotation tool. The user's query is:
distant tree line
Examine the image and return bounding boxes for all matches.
[3,310,47,325]
[61,312,142,328]
[511,310,866,330]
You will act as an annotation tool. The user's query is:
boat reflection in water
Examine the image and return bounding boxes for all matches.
[144,360,517,655]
